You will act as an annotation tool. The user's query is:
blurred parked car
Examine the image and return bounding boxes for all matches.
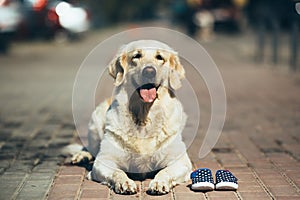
[20,0,90,40]
[0,0,90,53]
[0,0,22,53]
[47,0,91,40]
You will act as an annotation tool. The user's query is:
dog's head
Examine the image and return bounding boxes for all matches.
[108,40,185,103]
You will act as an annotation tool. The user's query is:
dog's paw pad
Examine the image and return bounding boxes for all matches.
[148,179,170,194]
[71,151,93,164]
[115,179,137,194]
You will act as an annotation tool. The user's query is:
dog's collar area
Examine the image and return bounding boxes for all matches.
[138,84,158,103]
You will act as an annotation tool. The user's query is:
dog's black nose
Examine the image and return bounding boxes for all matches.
[142,66,156,79]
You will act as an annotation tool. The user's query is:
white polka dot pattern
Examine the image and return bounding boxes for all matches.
[190,168,214,185]
[215,170,238,184]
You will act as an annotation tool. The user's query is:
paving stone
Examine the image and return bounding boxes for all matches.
[0,152,15,160]
[1,142,22,151]
[238,191,271,199]
[47,183,80,199]
[82,179,105,189]
[237,184,265,192]
[112,194,141,200]
[5,161,33,173]
[57,129,75,138]
[33,161,60,173]
[0,128,12,141]
[0,159,11,169]
[174,193,206,200]
[275,197,300,200]
[2,120,23,128]
[269,185,299,197]
[49,137,72,148]
[214,152,247,168]
[8,134,28,144]
[29,172,56,181]
[61,122,76,131]
[0,175,26,199]
[80,188,109,198]
[18,150,43,160]
[47,115,66,125]
[173,183,192,193]
[0,188,20,200]
[37,124,61,135]
[16,179,53,199]
[54,175,83,185]
[207,191,237,198]
[0,178,24,187]
[16,121,44,135]
[59,165,86,176]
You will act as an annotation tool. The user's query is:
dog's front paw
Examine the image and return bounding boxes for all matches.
[71,151,93,164]
[114,178,137,194]
[148,179,171,194]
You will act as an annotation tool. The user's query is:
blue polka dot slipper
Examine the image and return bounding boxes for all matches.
[190,168,214,191]
[215,170,238,190]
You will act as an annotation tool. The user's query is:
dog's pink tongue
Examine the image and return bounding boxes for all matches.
[140,88,157,103]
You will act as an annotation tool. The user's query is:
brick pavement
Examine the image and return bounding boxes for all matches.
[1,25,300,200]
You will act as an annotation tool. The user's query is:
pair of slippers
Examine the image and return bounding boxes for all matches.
[190,168,238,191]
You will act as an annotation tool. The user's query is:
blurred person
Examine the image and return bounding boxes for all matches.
[171,0,201,36]
[232,0,248,30]
[185,0,202,36]
[194,7,215,41]
[189,0,215,41]
[246,0,296,64]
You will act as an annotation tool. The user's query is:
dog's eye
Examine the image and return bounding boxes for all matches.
[132,53,142,60]
[156,54,164,61]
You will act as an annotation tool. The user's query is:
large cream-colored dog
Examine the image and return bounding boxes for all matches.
[71,40,192,194]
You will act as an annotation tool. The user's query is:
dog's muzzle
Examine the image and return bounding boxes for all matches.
[139,66,157,103]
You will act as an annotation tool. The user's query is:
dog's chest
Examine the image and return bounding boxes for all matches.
[129,135,157,154]
[127,120,166,154]
[107,110,169,154]
[105,93,181,154]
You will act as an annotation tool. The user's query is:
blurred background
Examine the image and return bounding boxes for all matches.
[0,0,299,69]
[1,1,300,199]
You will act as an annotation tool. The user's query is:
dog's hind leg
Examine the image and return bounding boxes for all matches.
[72,99,112,164]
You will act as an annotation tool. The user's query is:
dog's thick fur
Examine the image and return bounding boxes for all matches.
[71,40,192,194]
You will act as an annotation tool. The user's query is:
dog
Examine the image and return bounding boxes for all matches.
[69,40,192,194]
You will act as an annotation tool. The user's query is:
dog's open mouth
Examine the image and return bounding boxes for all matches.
[138,84,158,103]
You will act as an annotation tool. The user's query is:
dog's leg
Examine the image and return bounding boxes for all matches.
[72,99,110,164]
[148,153,192,194]
[89,155,137,194]
[71,150,93,164]
[71,129,99,164]
[71,129,98,164]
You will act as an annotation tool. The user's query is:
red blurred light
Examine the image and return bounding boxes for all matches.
[86,9,92,20]
[47,8,59,23]
[0,0,10,6]
[33,0,47,11]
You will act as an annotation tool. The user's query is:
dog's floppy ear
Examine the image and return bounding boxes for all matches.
[169,54,185,90]
[108,53,127,86]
